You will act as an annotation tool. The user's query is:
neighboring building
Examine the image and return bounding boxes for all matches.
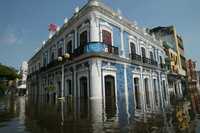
[17,61,28,96]
[197,71,200,93]
[150,26,187,103]
[186,59,200,112]
[27,0,170,114]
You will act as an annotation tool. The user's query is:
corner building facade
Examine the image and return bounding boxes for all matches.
[27,0,170,114]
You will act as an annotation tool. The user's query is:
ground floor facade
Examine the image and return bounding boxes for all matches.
[27,56,170,115]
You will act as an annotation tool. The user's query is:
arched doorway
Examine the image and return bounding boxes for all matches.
[104,75,116,118]
[79,77,88,98]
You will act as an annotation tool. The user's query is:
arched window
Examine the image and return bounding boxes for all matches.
[79,77,88,98]
[80,31,88,46]
[141,47,146,57]
[134,77,141,109]
[130,42,136,54]
[144,78,150,108]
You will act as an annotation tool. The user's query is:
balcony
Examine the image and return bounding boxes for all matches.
[130,53,141,62]
[142,57,158,66]
[73,42,119,57]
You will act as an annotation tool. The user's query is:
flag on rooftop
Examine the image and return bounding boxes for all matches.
[48,23,57,32]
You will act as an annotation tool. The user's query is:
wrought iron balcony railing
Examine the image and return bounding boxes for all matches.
[73,42,119,57]
[130,53,141,62]
[142,57,158,66]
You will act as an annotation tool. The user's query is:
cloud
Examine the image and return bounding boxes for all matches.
[0,25,23,45]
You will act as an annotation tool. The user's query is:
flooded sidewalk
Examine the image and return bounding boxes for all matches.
[0,96,199,133]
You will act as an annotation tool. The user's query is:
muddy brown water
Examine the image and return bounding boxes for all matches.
[0,96,199,133]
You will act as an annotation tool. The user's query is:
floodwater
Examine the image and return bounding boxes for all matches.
[0,96,199,133]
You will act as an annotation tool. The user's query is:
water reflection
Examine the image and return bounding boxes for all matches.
[0,96,200,133]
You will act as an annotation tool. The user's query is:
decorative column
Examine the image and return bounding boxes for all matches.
[74,28,78,49]
[120,28,125,57]
[124,64,130,119]
[90,59,102,99]
[158,72,164,111]
[90,13,99,42]
[73,66,77,97]
[140,66,145,112]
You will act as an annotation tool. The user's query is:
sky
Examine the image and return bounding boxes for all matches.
[0,0,199,69]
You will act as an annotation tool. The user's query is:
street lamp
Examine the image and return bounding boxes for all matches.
[57,53,70,101]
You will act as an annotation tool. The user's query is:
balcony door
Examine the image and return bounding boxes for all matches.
[80,31,88,46]
[130,42,136,54]
[102,30,112,53]
[141,47,146,57]
[150,51,154,60]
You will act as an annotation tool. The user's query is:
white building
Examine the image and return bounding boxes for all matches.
[17,61,28,95]
[27,0,170,115]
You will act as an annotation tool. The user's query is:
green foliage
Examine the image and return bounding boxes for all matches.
[0,64,19,80]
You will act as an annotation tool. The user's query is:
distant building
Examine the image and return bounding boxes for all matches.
[197,71,200,93]
[186,59,200,112]
[27,0,170,115]
[17,61,28,95]
[150,26,187,103]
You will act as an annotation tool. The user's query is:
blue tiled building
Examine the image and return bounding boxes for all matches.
[27,0,170,115]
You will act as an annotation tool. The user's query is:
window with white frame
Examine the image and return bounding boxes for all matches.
[80,30,88,46]
[130,42,136,54]
[43,51,48,66]
[100,22,113,46]
[141,47,146,58]
[66,40,72,54]
[78,22,89,47]
[57,39,64,57]
[102,30,112,45]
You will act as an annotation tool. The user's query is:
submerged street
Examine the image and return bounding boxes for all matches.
[0,96,200,133]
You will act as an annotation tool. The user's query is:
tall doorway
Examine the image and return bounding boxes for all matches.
[79,77,88,99]
[104,75,116,118]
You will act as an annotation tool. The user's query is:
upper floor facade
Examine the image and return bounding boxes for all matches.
[28,0,166,74]
[150,26,186,76]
